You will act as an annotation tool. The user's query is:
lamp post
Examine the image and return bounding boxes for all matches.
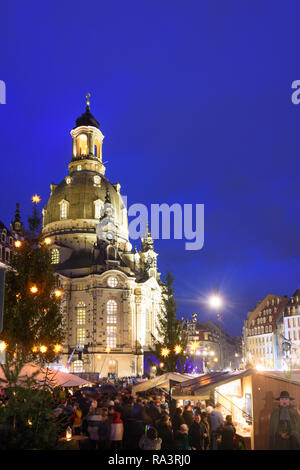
[209,294,223,370]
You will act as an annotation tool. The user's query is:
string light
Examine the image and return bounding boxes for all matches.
[44,238,52,245]
[53,344,63,354]
[32,195,41,204]
[54,289,62,298]
[14,240,22,248]
[30,285,38,294]
[161,347,170,358]
[40,345,47,353]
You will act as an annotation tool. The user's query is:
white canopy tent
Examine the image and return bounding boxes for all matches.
[132,372,193,394]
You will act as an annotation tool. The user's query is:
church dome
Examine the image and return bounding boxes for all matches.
[43,172,125,226]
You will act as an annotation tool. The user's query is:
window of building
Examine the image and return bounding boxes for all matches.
[76,328,85,347]
[107,300,117,324]
[77,165,82,171]
[77,134,88,156]
[76,302,86,325]
[50,248,60,264]
[94,138,100,158]
[94,199,103,219]
[73,360,83,373]
[94,175,101,186]
[107,276,118,288]
[107,326,117,348]
[1,233,6,243]
[66,176,71,184]
[59,200,68,219]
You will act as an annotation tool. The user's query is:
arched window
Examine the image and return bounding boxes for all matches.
[94,199,103,219]
[73,360,83,373]
[94,138,100,158]
[50,248,60,264]
[76,134,88,156]
[59,200,69,219]
[76,302,86,324]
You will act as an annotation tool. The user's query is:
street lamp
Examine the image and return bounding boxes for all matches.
[208,293,223,370]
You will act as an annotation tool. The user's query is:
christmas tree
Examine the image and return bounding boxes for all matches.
[0,196,65,363]
[150,271,190,373]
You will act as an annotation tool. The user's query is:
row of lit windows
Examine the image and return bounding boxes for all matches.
[249,325,273,335]
[75,299,118,348]
[58,199,107,220]
[287,330,300,341]
[287,317,300,328]
[75,134,101,158]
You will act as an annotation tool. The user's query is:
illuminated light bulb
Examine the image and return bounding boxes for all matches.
[40,345,48,353]
[0,341,8,352]
[105,347,111,353]
[174,345,182,354]
[44,238,52,245]
[32,346,38,353]
[53,344,63,354]
[30,285,38,294]
[160,362,164,368]
[32,195,41,204]
[54,289,62,298]
[161,347,170,358]
[14,240,22,248]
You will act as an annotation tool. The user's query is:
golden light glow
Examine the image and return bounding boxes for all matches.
[53,344,63,354]
[174,345,182,354]
[189,341,200,352]
[40,345,48,353]
[14,240,22,248]
[105,347,111,353]
[16,293,21,299]
[30,285,38,294]
[27,419,33,427]
[66,427,72,441]
[44,238,52,245]
[213,357,218,362]
[97,355,102,359]
[32,346,38,353]
[54,289,62,298]
[161,347,170,358]
[159,362,164,368]
[0,341,8,352]
[32,194,41,204]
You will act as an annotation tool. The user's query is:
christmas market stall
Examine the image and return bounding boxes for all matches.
[172,368,300,450]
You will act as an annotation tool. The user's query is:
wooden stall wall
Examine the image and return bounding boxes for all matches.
[251,373,300,450]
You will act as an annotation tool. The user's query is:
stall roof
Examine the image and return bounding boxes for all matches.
[132,372,193,394]
[174,369,255,397]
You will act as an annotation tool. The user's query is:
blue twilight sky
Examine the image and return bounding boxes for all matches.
[1,1,300,337]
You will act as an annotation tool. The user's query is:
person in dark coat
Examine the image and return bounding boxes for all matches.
[188,413,207,450]
[157,414,174,450]
[269,391,300,450]
[171,407,185,433]
[220,415,236,450]
[182,404,194,429]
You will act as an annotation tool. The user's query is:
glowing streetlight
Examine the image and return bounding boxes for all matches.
[209,295,222,310]
[30,285,38,294]
[14,240,22,248]
[161,347,170,358]
[44,238,52,245]
[40,345,48,353]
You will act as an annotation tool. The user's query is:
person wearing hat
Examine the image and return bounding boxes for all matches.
[269,391,300,450]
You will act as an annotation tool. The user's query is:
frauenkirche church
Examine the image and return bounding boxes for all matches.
[41,96,162,377]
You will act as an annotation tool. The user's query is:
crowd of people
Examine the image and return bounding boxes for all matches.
[52,383,240,451]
